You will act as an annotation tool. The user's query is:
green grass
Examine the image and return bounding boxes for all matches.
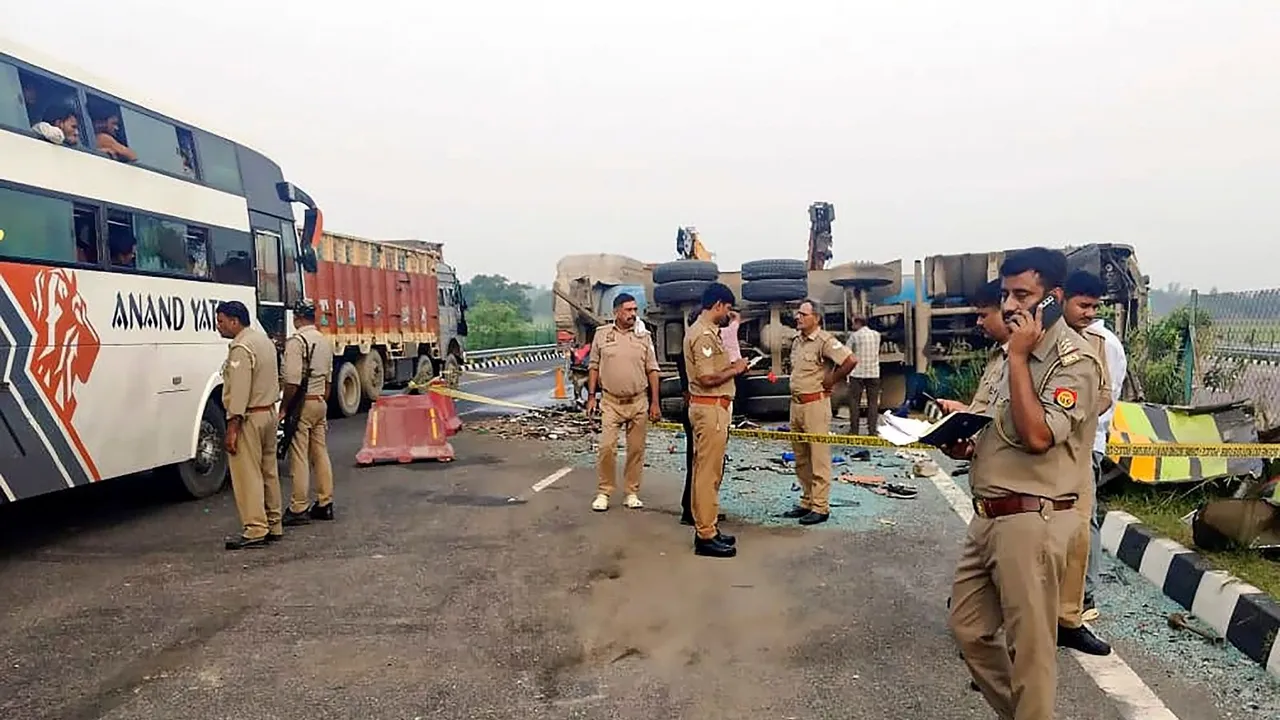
[1103,481,1280,599]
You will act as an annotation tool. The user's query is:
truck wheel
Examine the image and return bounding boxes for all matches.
[741,259,807,281]
[654,280,711,306]
[653,260,719,285]
[829,261,897,288]
[168,401,228,499]
[443,353,462,389]
[330,361,362,417]
[356,351,385,404]
[742,278,808,303]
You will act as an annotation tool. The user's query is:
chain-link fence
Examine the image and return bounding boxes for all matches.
[1137,289,1280,429]
[466,325,556,351]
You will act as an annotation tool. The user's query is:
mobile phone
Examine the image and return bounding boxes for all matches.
[1036,294,1062,329]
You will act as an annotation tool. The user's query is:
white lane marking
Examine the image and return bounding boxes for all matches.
[531,467,573,493]
[0,472,14,502]
[928,467,1181,720]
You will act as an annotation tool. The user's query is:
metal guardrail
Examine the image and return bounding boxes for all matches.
[1213,344,1280,363]
[464,343,561,362]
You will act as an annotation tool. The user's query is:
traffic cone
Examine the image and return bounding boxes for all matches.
[552,366,568,400]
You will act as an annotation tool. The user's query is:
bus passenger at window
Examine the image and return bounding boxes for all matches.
[109,225,137,267]
[93,114,138,163]
[32,103,80,146]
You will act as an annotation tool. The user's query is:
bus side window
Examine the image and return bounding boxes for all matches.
[115,105,187,177]
[254,228,283,303]
[0,61,30,130]
[0,186,81,264]
[210,228,254,286]
[193,130,242,194]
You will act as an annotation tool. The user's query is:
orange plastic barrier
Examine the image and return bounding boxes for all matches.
[355,384,461,465]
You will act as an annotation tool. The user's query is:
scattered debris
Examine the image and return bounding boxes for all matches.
[468,406,594,441]
[1167,612,1224,645]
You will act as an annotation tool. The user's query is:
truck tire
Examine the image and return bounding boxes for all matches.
[741,259,807,281]
[735,373,790,399]
[167,400,228,499]
[654,280,712,306]
[653,260,718,285]
[742,278,808,303]
[356,351,385,404]
[829,261,896,288]
[330,361,362,418]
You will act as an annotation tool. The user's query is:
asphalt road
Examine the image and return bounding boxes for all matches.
[0,360,1276,720]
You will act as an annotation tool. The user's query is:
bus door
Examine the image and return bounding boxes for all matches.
[252,225,287,346]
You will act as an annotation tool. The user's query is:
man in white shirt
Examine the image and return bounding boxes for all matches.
[844,316,881,434]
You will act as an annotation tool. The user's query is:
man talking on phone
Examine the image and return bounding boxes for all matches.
[945,247,1103,720]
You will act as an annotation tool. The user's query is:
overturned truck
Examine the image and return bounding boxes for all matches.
[553,243,1148,421]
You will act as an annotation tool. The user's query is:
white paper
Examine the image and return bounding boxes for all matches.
[876,412,934,446]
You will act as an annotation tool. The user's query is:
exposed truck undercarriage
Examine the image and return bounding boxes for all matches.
[553,208,1147,420]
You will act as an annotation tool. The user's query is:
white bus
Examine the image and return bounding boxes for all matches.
[0,37,322,503]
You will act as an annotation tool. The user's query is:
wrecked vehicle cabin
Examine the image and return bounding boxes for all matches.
[553,210,1149,424]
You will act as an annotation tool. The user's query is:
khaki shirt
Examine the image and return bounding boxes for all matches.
[283,324,333,397]
[222,326,281,419]
[969,319,1102,501]
[1080,326,1113,416]
[684,316,735,397]
[968,347,1006,414]
[588,323,659,399]
[788,328,853,395]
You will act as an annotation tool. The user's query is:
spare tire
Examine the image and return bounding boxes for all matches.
[741,259,807,281]
[653,260,719,285]
[654,279,711,306]
[742,278,808,303]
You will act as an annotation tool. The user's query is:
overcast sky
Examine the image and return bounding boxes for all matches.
[8,1,1279,291]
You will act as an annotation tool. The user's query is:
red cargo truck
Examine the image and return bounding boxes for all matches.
[306,232,468,417]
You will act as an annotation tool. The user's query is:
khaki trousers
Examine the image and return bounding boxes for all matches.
[689,402,730,540]
[597,395,648,496]
[790,397,833,514]
[1059,470,1095,628]
[289,399,335,513]
[229,410,283,539]
[949,507,1076,720]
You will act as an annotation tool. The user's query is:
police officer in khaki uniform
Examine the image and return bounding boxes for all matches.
[585,293,661,512]
[683,283,748,558]
[780,298,856,525]
[282,301,337,526]
[940,280,1009,417]
[216,301,284,550]
[946,248,1102,719]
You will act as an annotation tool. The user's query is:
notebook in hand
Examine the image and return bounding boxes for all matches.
[877,411,991,447]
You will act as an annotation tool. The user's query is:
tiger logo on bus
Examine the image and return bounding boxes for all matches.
[27,267,101,422]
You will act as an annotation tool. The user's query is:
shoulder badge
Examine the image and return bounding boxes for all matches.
[701,346,713,358]
[1053,387,1077,409]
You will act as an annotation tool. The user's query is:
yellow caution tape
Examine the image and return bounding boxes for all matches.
[427,385,1280,459]
[427,384,545,411]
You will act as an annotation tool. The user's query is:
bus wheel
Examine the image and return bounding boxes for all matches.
[331,361,362,417]
[171,402,228,499]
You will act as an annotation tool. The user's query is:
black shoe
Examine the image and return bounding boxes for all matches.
[309,502,335,521]
[693,536,737,558]
[266,532,283,543]
[282,509,311,527]
[680,512,726,526]
[714,532,736,546]
[225,535,268,550]
[799,511,829,525]
[1058,624,1112,656]
[781,506,810,519]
